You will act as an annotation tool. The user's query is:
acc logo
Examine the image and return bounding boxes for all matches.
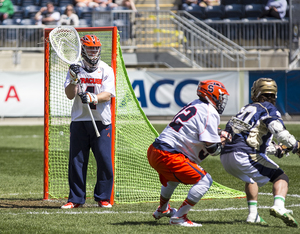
[131,79,198,108]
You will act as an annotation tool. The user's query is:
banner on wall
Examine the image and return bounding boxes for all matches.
[0,70,244,117]
[0,72,44,117]
[127,70,242,116]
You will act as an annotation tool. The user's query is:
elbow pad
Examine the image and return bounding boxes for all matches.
[268,120,297,148]
[206,143,222,156]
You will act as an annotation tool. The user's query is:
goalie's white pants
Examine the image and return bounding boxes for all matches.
[220,151,284,187]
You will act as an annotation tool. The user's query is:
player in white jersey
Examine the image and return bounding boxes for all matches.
[61,35,116,209]
[148,80,230,227]
[220,78,300,227]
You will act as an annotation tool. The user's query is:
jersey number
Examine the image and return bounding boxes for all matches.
[169,105,197,132]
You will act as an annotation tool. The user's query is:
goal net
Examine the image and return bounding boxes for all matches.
[44,26,245,203]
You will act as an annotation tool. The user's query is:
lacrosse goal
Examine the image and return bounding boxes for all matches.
[44,26,245,204]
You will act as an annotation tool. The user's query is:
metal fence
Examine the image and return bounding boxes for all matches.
[0,10,291,67]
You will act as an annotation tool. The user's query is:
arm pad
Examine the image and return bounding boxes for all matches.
[268,120,297,148]
[206,143,221,156]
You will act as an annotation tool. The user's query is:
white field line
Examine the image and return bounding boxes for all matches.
[3,204,300,216]
[0,135,42,138]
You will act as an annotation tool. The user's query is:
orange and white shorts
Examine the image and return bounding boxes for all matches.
[147,144,207,187]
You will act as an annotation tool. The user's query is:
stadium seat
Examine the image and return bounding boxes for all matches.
[224,4,244,19]
[221,0,241,5]
[183,5,206,20]
[204,5,225,20]
[79,19,91,27]
[20,18,35,25]
[222,18,241,40]
[244,4,264,18]
[12,5,25,21]
[241,0,260,4]
[24,5,40,19]
[58,0,73,7]
[21,0,38,7]
[76,7,93,20]
[2,19,16,25]
[11,0,22,5]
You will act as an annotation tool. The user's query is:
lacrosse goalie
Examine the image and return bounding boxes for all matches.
[220,78,300,227]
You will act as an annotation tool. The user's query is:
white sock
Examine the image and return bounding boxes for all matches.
[174,199,194,218]
[248,200,258,216]
[274,195,285,209]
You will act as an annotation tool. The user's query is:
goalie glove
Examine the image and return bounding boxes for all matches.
[69,64,81,85]
[79,92,98,105]
[292,140,300,157]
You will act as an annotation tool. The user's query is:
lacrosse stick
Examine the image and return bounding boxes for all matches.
[49,26,100,137]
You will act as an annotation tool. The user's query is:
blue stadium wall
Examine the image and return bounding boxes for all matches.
[249,71,300,115]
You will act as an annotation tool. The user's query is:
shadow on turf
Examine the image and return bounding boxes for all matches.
[112,219,286,228]
[0,198,61,209]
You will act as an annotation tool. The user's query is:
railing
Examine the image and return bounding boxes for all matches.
[0,10,291,68]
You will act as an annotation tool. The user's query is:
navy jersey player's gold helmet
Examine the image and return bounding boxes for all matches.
[81,35,102,71]
[197,80,229,114]
[251,78,277,102]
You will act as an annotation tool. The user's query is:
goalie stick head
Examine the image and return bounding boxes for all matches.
[251,78,277,103]
[197,80,229,114]
[81,35,102,71]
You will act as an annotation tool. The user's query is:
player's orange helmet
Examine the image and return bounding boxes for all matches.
[197,80,229,114]
[81,35,102,69]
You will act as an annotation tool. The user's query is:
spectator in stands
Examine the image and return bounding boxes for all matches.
[115,0,137,10]
[94,0,118,8]
[259,0,287,20]
[75,0,99,8]
[199,0,220,7]
[35,2,60,25]
[0,0,14,23]
[59,4,79,26]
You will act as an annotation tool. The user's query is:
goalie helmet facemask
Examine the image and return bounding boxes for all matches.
[197,80,229,114]
[81,35,102,71]
[251,77,277,102]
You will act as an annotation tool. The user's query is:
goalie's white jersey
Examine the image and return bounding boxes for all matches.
[64,60,115,125]
[156,99,221,164]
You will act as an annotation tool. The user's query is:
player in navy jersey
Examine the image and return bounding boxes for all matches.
[220,78,300,227]
[148,80,231,227]
[61,35,116,209]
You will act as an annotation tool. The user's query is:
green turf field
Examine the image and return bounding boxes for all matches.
[0,124,300,233]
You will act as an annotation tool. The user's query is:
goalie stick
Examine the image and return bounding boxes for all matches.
[49,26,100,137]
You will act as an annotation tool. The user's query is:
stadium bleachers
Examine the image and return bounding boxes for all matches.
[6,0,289,26]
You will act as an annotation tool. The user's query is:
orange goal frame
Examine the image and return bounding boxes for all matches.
[43,26,118,204]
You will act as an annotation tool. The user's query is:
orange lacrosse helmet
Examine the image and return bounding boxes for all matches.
[197,80,229,114]
[81,35,102,70]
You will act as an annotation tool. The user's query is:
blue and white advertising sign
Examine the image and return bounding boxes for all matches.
[127,70,245,116]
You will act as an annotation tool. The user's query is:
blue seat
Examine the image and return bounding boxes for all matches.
[205,5,225,19]
[221,0,241,5]
[12,6,25,21]
[241,0,260,4]
[2,19,17,25]
[79,19,91,27]
[21,0,39,7]
[58,0,73,7]
[76,7,93,20]
[24,5,40,19]
[224,4,244,19]
[20,18,35,25]
[244,4,264,18]
[184,5,206,19]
